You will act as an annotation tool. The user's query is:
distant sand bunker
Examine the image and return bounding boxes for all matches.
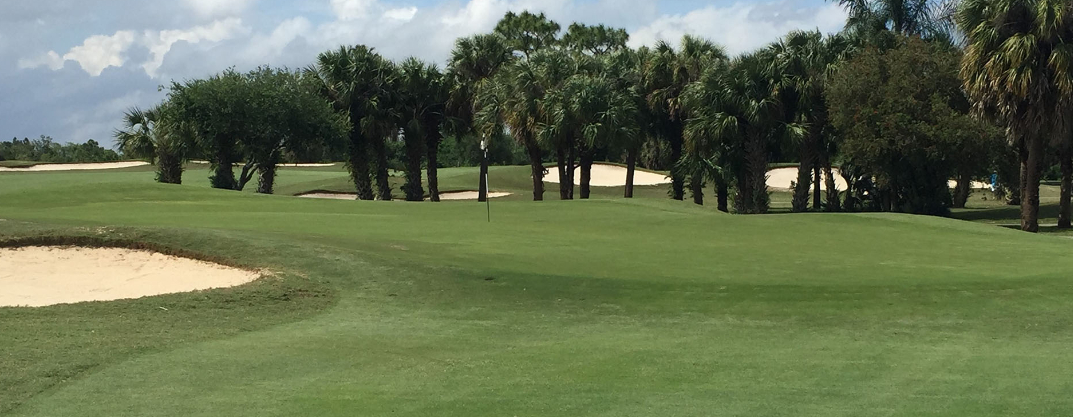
[766,166,990,190]
[543,164,671,187]
[0,246,260,307]
[0,161,149,172]
[297,191,512,200]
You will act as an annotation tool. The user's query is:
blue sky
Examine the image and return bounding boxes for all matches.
[0,0,846,147]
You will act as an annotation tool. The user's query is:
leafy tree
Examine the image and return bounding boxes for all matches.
[827,36,994,215]
[168,69,248,190]
[958,0,1073,231]
[494,11,561,58]
[243,67,348,194]
[561,23,629,55]
[0,136,121,164]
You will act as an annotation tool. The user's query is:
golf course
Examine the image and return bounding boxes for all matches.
[2,163,1073,416]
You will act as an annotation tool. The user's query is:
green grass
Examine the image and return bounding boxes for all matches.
[2,165,1073,416]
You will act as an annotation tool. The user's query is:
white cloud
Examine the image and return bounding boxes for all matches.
[629,1,847,55]
[142,18,249,77]
[18,50,64,70]
[330,0,377,20]
[384,7,418,21]
[183,0,257,18]
[62,31,137,76]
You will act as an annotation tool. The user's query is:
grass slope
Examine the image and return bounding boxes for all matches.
[1,167,1072,416]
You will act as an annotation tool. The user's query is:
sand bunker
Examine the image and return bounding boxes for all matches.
[543,164,671,187]
[191,161,335,167]
[439,191,512,200]
[0,246,260,307]
[766,167,849,191]
[297,191,512,201]
[767,166,990,191]
[0,161,149,172]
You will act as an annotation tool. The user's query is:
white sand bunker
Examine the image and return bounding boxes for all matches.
[766,167,848,191]
[767,166,990,191]
[0,161,149,172]
[439,191,512,200]
[0,246,260,307]
[543,164,671,187]
[191,161,336,167]
[297,191,512,200]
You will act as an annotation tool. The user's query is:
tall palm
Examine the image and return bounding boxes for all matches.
[311,45,394,201]
[645,35,728,203]
[686,52,789,214]
[475,57,546,201]
[958,0,1073,232]
[446,34,513,202]
[838,0,951,43]
[770,30,851,212]
[114,103,191,184]
[533,49,583,200]
[398,58,450,202]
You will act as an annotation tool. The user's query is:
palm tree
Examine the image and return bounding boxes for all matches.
[644,36,728,202]
[958,0,1073,232]
[114,103,191,184]
[311,45,394,201]
[475,57,546,201]
[838,0,951,44]
[398,58,450,202]
[446,34,513,202]
[769,30,852,212]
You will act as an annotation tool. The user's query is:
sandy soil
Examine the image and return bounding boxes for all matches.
[0,161,149,172]
[297,191,512,200]
[543,164,671,187]
[0,246,260,307]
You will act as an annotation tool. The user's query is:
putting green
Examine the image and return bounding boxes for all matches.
[2,166,1072,416]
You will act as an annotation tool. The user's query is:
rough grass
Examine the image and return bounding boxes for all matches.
[2,166,1073,416]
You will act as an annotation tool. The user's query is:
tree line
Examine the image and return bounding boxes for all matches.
[115,0,1073,232]
[0,136,120,164]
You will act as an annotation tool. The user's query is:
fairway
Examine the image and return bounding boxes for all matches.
[3,166,1073,416]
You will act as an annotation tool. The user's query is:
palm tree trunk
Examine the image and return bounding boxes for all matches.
[256,152,280,194]
[403,130,424,202]
[1060,146,1072,228]
[211,152,237,190]
[716,177,729,213]
[691,169,704,205]
[822,156,840,212]
[478,153,489,202]
[792,142,814,212]
[526,141,544,201]
[624,148,637,198]
[736,132,769,214]
[579,150,594,199]
[426,133,441,202]
[669,127,685,201]
[953,171,972,209]
[156,147,183,184]
[813,166,822,210]
[1022,136,1042,232]
[566,146,576,199]
[372,135,393,201]
[557,147,571,200]
[349,131,374,201]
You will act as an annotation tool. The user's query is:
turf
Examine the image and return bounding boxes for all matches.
[2,165,1073,416]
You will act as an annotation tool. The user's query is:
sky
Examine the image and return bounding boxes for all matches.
[0,0,847,147]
